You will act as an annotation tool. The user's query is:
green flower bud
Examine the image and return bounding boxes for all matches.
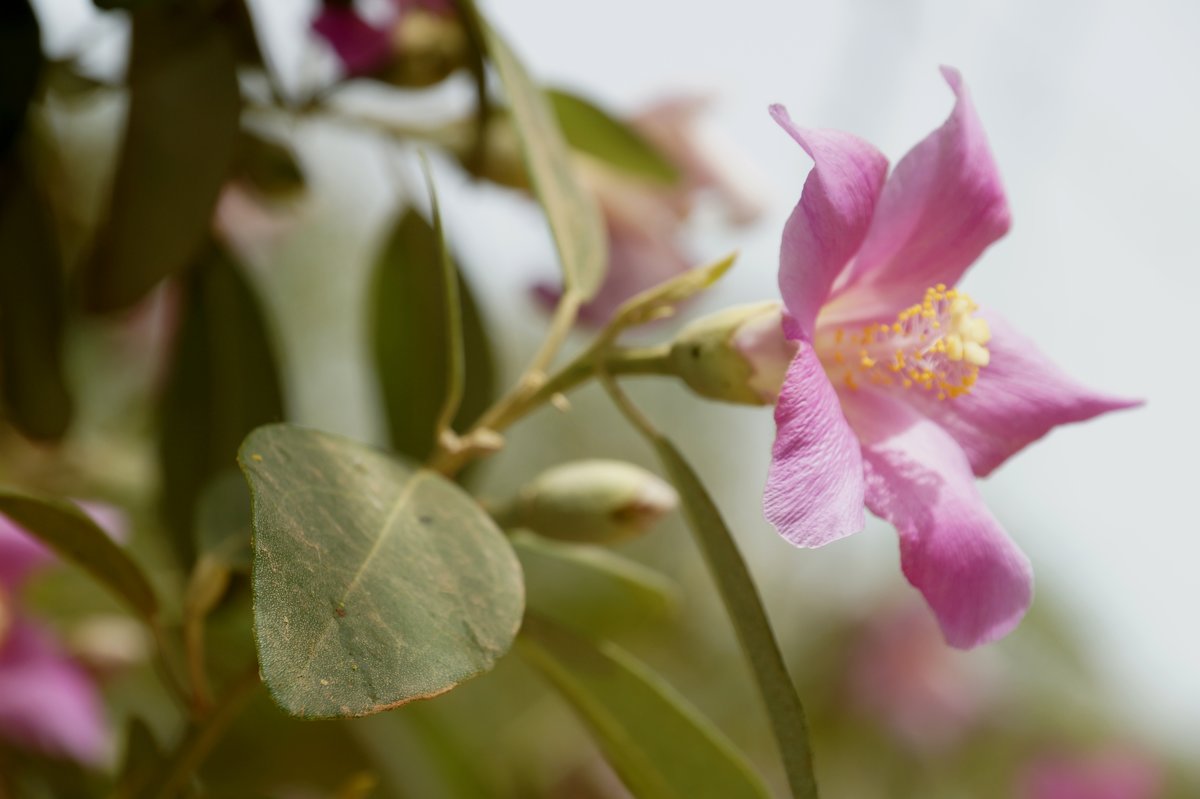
[668,302,797,405]
[510,460,678,544]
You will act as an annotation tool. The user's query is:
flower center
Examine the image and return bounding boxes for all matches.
[815,284,991,400]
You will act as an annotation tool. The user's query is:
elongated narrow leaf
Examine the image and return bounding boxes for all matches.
[606,252,736,338]
[81,6,239,311]
[513,532,677,633]
[520,615,769,799]
[0,488,158,619]
[239,424,524,718]
[371,210,494,461]
[0,0,42,157]
[463,5,607,299]
[160,243,285,564]
[0,145,72,440]
[651,437,818,799]
[549,89,679,184]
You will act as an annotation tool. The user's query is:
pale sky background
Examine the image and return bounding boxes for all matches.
[35,0,1200,755]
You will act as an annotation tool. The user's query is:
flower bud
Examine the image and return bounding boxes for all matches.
[510,460,678,544]
[668,302,796,405]
[383,9,469,88]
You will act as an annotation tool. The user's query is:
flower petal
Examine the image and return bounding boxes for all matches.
[843,388,1032,648]
[0,516,52,589]
[770,105,888,340]
[763,345,865,547]
[312,7,394,76]
[901,313,1142,476]
[823,67,1011,326]
[533,221,692,327]
[0,622,108,764]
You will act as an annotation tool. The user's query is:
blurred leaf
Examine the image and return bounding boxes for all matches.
[549,89,679,184]
[649,435,818,799]
[112,718,161,799]
[0,487,159,620]
[80,6,239,312]
[605,252,736,339]
[519,615,770,799]
[0,0,42,157]
[0,146,72,440]
[370,210,494,461]
[238,424,524,718]
[93,0,163,10]
[234,129,305,199]
[159,244,284,565]
[195,469,253,574]
[513,532,677,634]
[463,4,607,301]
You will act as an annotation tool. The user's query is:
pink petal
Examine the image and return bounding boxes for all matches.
[770,105,888,340]
[312,7,394,76]
[763,345,865,547]
[901,313,1142,476]
[843,388,1032,648]
[533,221,692,327]
[1019,750,1163,799]
[0,517,53,588]
[824,67,1011,327]
[0,622,108,765]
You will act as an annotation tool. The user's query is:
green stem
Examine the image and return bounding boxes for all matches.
[431,344,672,476]
[600,373,820,799]
[150,664,262,799]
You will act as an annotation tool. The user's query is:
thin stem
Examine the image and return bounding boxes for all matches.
[431,343,672,476]
[150,663,262,799]
[150,619,193,714]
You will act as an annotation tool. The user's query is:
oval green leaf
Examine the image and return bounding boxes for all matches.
[0,488,159,620]
[464,5,607,300]
[239,424,524,718]
[519,615,770,799]
[80,6,239,312]
[548,89,680,184]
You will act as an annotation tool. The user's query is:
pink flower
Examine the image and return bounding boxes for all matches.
[763,68,1138,648]
[845,601,997,752]
[0,505,124,764]
[312,0,456,78]
[1018,749,1163,799]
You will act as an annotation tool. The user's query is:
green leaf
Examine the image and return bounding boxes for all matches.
[239,424,524,718]
[463,5,607,300]
[519,615,770,799]
[195,469,253,574]
[0,144,72,440]
[605,252,736,340]
[80,6,240,312]
[234,128,305,199]
[0,488,158,620]
[112,718,162,799]
[548,89,680,184]
[513,532,677,634]
[159,243,285,565]
[650,436,818,799]
[370,210,495,461]
[0,0,42,158]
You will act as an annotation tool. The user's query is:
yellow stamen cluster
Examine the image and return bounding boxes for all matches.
[816,284,992,400]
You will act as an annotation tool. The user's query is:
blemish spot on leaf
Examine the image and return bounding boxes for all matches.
[251,453,264,462]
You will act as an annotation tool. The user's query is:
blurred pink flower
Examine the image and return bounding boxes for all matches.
[763,68,1138,648]
[846,602,996,752]
[1019,749,1163,799]
[312,0,455,77]
[0,504,126,765]
[536,97,764,325]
